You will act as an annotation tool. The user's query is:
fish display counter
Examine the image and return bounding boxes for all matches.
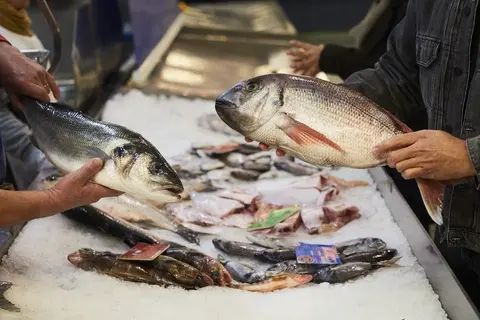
[0,1,478,320]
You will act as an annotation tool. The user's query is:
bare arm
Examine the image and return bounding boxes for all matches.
[7,0,30,10]
[0,189,60,226]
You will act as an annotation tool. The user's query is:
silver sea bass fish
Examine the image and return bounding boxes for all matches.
[21,97,183,202]
[215,73,444,225]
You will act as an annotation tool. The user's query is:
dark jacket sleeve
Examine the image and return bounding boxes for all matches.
[342,0,425,128]
[320,44,379,80]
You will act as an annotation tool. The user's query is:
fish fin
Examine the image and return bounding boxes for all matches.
[0,282,20,312]
[278,114,344,152]
[416,178,445,225]
[29,134,40,149]
[374,256,402,268]
[377,107,412,133]
[87,147,110,163]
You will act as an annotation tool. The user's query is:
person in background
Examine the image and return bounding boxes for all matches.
[0,34,122,226]
[286,0,434,233]
[248,0,480,309]
[0,0,56,191]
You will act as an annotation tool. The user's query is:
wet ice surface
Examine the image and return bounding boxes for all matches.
[0,91,448,320]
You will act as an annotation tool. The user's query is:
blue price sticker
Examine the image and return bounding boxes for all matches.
[295,243,342,265]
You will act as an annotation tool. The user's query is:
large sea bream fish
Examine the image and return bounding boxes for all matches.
[214,73,444,225]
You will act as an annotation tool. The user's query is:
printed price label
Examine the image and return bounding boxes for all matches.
[295,243,342,265]
[119,243,170,261]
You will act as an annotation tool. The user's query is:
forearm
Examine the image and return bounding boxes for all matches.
[0,189,61,226]
[8,0,30,10]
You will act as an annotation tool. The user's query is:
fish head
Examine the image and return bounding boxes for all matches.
[215,74,285,134]
[112,143,184,202]
[67,248,116,270]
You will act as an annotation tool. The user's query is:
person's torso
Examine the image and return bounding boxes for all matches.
[411,0,480,252]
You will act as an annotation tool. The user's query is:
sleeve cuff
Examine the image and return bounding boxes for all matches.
[466,135,480,190]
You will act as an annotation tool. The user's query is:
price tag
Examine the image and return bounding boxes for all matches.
[119,243,170,261]
[295,243,342,265]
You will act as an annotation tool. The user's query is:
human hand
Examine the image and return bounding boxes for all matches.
[373,130,477,181]
[45,158,123,212]
[285,40,324,77]
[0,42,60,108]
[244,137,286,157]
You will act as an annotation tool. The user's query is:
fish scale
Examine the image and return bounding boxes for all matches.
[215,73,445,225]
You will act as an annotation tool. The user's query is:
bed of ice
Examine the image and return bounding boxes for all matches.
[0,90,448,320]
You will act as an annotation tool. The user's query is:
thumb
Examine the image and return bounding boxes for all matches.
[68,158,104,185]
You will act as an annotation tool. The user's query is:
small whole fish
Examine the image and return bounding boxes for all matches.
[246,234,298,249]
[273,160,319,176]
[218,255,266,284]
[265,260,323,278]
[164,247,233,286]
[93,194,201,245]
[312,258,401,284]
[225,152,247,167]
[237,143,262,155]
[242,160,271,172]
[62,205,163,246]
[230,169,260,181]
[215,73,444,225]
[67,249,181,288]
[151,255,214,288]
[230,274,312,292]
[341,248,398,263]
[335,237,387,257]
[259,247,297,263]
[212,238,266,258]
[0,282,19,312]
[21,98,183,203]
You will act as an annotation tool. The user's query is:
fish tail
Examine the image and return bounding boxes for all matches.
[0,282,20,312]
[175,225,201,245]
[415,178,445,225]
[374,256,402,268]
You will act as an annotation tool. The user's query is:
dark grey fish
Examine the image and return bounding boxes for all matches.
[341,248,398,263]
[230,169,260,181]
[212,238,266,258]
[241,160,271,172]
[335,237,387,257]
[273,160,319,176]
[246,234,298,249]
[265,260,323,277]
[62,205,162,246]
[0,281,20,312]
[218,255,266,284]
[259,248,297,263]
[238,143,262,155]
[21,97,183,203]
[312,258,401,284]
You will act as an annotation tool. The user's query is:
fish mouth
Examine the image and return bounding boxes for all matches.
[215,98,237,110]
[67,251,82,265]
[154,188,183,201]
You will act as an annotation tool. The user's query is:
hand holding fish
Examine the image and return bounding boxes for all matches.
[373,130,476,181]
[244,138,286,157]
[45,158,123,211]
[0,41,60,108]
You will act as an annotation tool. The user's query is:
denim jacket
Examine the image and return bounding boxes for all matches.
[343,0,480,252]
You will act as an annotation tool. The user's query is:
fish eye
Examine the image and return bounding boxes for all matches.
[149,162,164,174]
[114,144,136,158]
[244,82,258,92]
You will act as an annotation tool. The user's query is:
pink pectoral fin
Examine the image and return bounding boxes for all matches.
[416,178,445,225]
[279,115,344,152]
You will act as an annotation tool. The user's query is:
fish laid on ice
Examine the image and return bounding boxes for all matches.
[151,255,214,288]
[0,282,19,312]
[215,73,444,225]
[93,194,201,244]
[190,192,245,218]
[67,249,182,288]
[164,247,232,286]
[212,238,296,262]
[62,205,163,246]
[242,160,271,172]
[237,143,262,155]
[312,258,401,284]
[273,159,319,176]
[265,260,323,277]
[246,234,298,249]
[218,255,266,284]
[319,204,361,233]
[230,274,312,292]
[225,152,247,167]
[300,187,339,234]
[335,237,387,257]
[21,98,183,203]
[166,201,223,227]
[340,248,398,263]
[230,169,261,181]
